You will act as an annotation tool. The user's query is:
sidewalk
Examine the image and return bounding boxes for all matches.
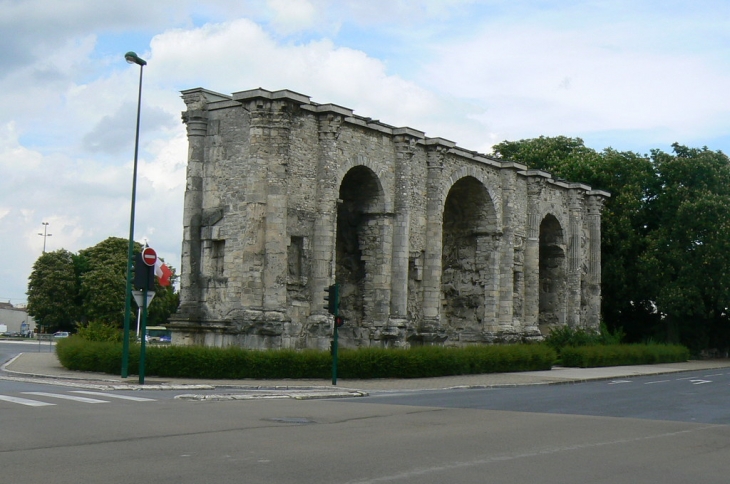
[3,349,730,394]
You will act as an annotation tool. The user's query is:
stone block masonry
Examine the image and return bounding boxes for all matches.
[170,87,609,349]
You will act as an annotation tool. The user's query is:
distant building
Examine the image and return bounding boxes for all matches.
[0,303,36,335]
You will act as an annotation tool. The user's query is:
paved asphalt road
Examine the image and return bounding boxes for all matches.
[1,387,728,484]
[354,369,730,425]
[2,360,729,483]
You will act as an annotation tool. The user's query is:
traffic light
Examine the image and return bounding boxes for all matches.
[323,284,339,315]
[334,316,344,328]
[133,253,155,290]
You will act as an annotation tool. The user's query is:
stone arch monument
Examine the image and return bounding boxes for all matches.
[169,87,609,349]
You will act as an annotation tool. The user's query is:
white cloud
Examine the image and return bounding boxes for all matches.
[417,8,730,149]
[0,0,728,305]
[148,19,465,137]
[266,0,318,35]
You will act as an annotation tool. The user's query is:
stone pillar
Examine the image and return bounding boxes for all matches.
[390,131,419,320]
[310,112,344,325]
[566,189,584,328]
[584,193,608,329]
[523,177,544,333]
[498,169,517,330]
[359,213,393,325]
[421,139,452,331]
[245,98,292,313]
[177,90,209,317]
[480,233,501,332]
[512,234,525,327]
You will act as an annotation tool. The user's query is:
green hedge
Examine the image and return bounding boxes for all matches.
[55,337,556,379]
[560,344,690,368]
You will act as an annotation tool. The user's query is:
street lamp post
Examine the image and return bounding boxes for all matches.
[38,222,52,253]
[121,51,147,378]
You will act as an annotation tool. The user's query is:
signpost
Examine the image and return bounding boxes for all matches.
[136,246,157,385]
[133,290,156,339]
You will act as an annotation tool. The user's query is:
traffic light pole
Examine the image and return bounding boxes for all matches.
[324,283,341,386]
[332,320,339,386]
[139,285,148,385]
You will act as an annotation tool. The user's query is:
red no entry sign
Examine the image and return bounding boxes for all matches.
[141,247,157,267]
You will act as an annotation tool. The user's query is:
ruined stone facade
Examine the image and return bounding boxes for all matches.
[169,87,609,349]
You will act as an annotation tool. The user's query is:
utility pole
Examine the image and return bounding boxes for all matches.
[38,222,52,253]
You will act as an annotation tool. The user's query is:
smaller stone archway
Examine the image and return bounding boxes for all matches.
[441,176,499,333]
[538,214,567,334]
[336,166,390,332]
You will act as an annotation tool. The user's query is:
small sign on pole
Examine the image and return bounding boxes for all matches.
[141,247,157,266]
[132,290,156,308]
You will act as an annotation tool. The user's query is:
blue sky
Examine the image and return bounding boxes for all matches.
[1,0,728,305]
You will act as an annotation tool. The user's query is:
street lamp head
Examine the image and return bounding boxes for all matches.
[124,51,147,66]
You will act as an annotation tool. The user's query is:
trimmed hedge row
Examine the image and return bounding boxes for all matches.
[560,344,690,368]
[55,337,556,379]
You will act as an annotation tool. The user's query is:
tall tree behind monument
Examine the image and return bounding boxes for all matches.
[493,137,730,352]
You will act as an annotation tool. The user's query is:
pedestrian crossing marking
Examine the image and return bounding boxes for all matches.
[71,391,156,402]
[22,392,109,403]
[0,395,55,407]
[0,391,158,407]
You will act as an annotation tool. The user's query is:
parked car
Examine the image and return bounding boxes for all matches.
[53,331,70,338]
[145,326,171,343]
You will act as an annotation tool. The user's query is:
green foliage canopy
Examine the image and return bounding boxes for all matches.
[27,249,81,333]
[493,137,730,352]
[27,237,179,333]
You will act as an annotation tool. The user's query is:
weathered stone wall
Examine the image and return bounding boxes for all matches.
[170,87,609,349]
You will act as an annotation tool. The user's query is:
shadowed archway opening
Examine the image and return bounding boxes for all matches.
[539,214,566,335]
[336,166,385,327]
[441,176,498,331]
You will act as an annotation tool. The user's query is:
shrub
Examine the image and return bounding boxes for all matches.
[55,336,126,374]
[56,340,557,379]
[560,344,689,367]
[75,321,123,343]
[544,323,625,354]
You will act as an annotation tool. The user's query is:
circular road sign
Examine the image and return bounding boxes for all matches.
[141,247,157,267]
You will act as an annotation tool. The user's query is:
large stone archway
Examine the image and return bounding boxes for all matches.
[441,176,498,334]
[336,165,388,329]
[171,87,608,349]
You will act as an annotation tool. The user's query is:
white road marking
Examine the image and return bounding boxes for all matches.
[608,380,632,385]
[22,392,109,403]
[690,379,712,385]
[645,380,671,385]
[0,395,55,407]
[71,391,156,402]
[703,373,723,377]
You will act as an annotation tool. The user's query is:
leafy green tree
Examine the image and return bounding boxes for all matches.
[494,138,730,352]
[27,237,180,332]
[27,249,81,333]
[640,144,730,351]
[493,137,658,341]
[78,237,137,325]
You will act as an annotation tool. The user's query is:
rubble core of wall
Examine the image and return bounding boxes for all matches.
[170,87,609,350]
